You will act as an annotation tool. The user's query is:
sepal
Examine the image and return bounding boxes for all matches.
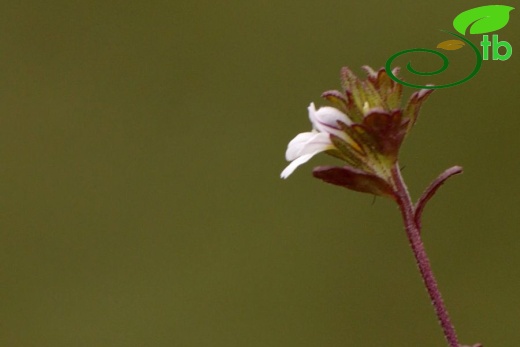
[403,88,434,131]
[363,66,403,111]
[321,90,349,114]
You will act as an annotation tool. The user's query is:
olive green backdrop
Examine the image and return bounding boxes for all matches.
[1,1,519,346]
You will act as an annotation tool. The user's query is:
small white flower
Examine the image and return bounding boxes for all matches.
[281,103,352,179]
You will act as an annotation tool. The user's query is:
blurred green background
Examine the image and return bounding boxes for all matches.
[1,1,519,346]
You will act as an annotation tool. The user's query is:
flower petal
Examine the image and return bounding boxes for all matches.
[285,132,331,161]
[281,151,321,179]
[308,103,351,139]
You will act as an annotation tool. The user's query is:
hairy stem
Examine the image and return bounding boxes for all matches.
[391,163,459,347]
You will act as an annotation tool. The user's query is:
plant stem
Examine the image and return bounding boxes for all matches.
[390,163,459,347]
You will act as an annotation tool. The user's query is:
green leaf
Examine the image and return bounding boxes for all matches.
[453,5,514,35]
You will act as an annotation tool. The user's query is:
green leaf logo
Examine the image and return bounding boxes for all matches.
[453,5,514,35]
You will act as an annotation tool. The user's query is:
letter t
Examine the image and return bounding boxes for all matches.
[480,35,491,60]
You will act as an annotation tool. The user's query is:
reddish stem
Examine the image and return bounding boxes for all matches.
[391,163,459,347]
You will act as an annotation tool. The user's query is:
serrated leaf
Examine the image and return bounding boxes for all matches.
[453,5,514,35]
[436,39,465,50]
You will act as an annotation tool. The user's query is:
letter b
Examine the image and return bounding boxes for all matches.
[492,34,512,61]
